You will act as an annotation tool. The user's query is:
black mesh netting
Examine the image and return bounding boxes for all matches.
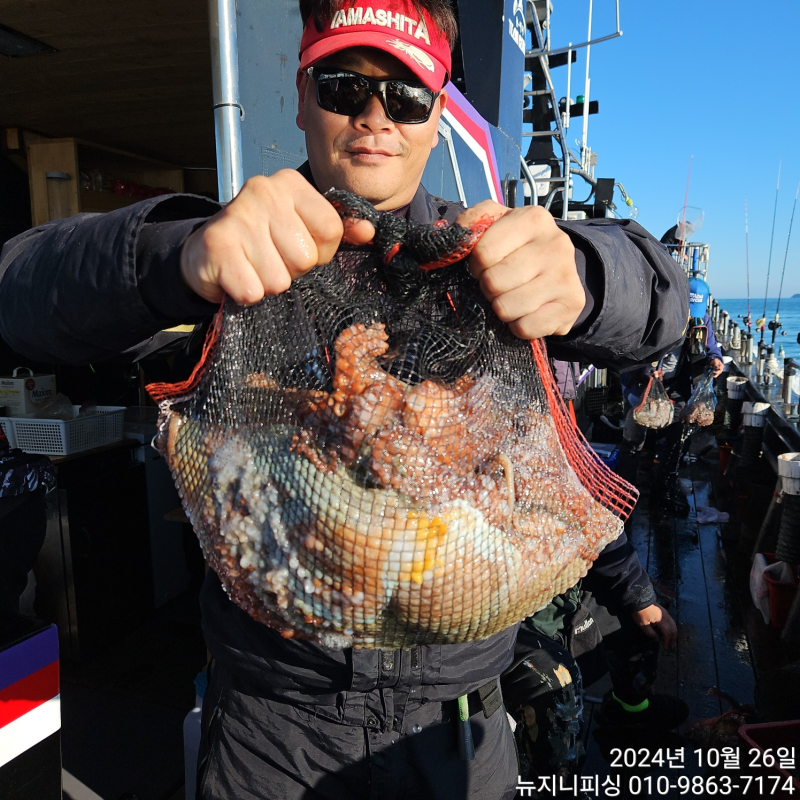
[149,191,634,649]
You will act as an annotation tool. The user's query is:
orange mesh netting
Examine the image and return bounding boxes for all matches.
[148,191,637,649]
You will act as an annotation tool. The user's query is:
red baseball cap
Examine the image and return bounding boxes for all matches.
[299,0,452,91]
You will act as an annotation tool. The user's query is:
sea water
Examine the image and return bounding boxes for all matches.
[715,296,800,362]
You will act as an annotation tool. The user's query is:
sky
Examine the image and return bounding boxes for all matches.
[540,0,800,299]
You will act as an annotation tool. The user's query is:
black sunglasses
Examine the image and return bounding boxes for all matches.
[307,67,440,124]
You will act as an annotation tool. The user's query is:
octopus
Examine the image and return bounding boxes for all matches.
[155,321,625,649]
[683,403,715,427]
[633,398,675,429]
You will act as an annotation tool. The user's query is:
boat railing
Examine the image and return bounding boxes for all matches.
[713,292,800,448]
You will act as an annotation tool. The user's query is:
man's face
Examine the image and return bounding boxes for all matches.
[296,47,447,210]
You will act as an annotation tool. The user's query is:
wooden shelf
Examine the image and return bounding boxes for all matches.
[28,137,185,226]
[78,188,139,214]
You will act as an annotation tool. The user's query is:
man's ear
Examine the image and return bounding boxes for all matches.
[431,89,448,148]
[296,68,309,131]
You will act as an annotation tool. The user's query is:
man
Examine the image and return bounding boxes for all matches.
[0,1,689,797]
[618,273,722,516]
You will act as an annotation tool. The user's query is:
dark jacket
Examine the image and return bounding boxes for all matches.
[0,187,689,370]
[0,179,687,723]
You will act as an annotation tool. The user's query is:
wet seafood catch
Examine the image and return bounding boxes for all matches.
[149,192,635,648]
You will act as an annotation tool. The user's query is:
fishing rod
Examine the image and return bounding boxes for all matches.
[760,161,781,342]
[745,199,751,330]
[771,180,800,344]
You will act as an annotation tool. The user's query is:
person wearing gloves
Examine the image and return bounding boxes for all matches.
[0,1,689,796]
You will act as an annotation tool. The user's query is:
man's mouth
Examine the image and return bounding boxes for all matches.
[345,147,397,159]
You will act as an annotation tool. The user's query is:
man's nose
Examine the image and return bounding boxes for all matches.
[354,93,393,131]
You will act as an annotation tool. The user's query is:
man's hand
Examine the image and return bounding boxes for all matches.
[709,357,724,378]
[180,170,375,305]
[456,201,585,340]
[630,603,677,649]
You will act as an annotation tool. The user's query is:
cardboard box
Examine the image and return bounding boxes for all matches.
[0,368,56,415]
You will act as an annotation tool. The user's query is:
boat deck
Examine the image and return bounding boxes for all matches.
[579,428,800,797]
[54,431,800,800]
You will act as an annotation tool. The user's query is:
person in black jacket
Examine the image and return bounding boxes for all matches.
[501,535,687,787]
[0,2,689,798]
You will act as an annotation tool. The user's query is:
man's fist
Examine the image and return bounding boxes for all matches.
[456,201,585,340]
[180,170,375,305]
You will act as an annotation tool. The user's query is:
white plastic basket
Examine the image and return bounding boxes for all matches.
[0,406,125,456]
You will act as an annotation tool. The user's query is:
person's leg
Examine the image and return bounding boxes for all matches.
[651,418,691,517]
[404,698,518,800]
[501,621,584,783]
[597,615,687,730]
[617,411,648,484]
[602,616,659,707]
[196,665,370,800]
[0,490,47,619]
[196,665,518,800]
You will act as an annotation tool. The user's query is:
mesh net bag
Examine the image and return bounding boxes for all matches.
[680,368,717,427]
[148,191,637,649]
[633,375,674,429]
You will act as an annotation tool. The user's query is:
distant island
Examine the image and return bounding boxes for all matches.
[794,293,800,298]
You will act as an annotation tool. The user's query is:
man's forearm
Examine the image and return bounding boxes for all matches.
[548,218,690,370]
[0,194,220,364]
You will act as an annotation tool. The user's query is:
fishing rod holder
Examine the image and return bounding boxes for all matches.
[733,401,771,484]
[741,332,754,364]
[756,341,772,383]
[726,376,748,434]
[784,359,800,422]
[776,453,800,563]
[720,311,730,345]
[730,322,741,351]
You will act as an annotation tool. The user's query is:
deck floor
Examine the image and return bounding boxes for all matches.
[579,428,800,798]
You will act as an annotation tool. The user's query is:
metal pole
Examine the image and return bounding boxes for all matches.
[564,43,572,130]
[209,0,244,202]
[580,0,593,173]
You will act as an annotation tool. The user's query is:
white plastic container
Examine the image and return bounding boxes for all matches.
[726,376,748,400]
[0,406,125,455]
[742,401,771,428]
[778,453,800,497]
